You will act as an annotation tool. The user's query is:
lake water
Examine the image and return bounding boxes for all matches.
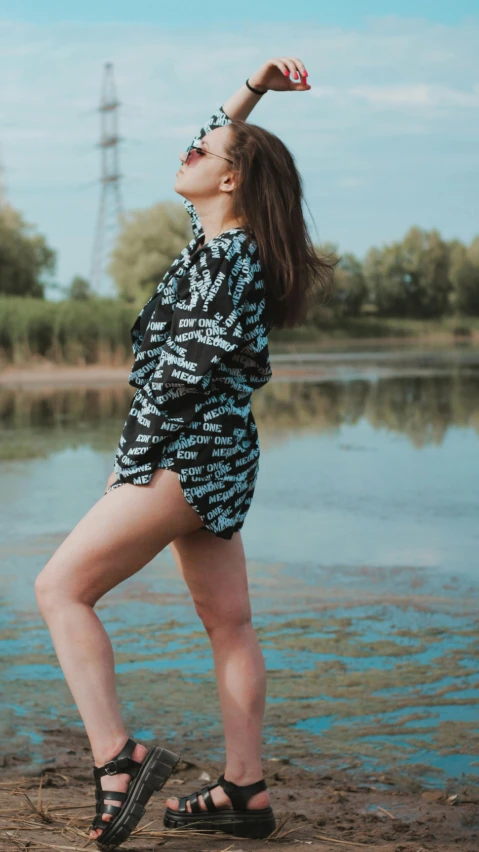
[1,346,478,789]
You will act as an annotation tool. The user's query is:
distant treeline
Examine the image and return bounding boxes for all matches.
[1,201,479,364]
[321,227,479,320]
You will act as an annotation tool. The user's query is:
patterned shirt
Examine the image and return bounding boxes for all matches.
[110,105,273,538]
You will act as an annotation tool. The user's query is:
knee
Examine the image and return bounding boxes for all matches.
[34,569,54,615]
[34,566,68,616]
[195,600,252,635]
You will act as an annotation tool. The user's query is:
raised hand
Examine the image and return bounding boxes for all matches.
[249,57,311,93]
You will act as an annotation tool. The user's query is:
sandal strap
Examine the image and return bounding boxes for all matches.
[93,737,141,780]
[90,737,144,835]
[177,795,189,814]
[178,782,220,815]
[96,790,128,803]
[199,785,218,813]
[217,773,267,810]
[99,802,124,818]
[91,812,119,830]
[188,791,202,814]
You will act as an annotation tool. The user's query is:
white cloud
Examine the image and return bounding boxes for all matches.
[350,83,479,107]
[310,86,337,98]
[0,16,477,285]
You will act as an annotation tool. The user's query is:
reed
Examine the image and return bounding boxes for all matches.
[0,297,135,366]
[2,297,479,367]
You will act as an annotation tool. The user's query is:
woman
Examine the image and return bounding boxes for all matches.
[34,56,335,850]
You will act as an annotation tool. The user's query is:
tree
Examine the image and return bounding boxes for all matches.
[0,204,56,297]
[467,235,479,268]
[68,275,94,301]
[402,227,451,317]
[108,201,193,305]
[363,226,451,318]
[331,251,367,317]
[309,241,366,319]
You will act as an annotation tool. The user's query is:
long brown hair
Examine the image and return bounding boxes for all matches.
[225,119,338,331]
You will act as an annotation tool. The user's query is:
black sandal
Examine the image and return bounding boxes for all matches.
[163,772,276,839]
[90,736,180,851]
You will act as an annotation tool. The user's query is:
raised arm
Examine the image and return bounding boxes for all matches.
[183,57,311,236]
[222,56,311,119]
[185,56,311,150]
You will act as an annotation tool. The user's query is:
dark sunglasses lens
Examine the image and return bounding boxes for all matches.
[186,145,205,164]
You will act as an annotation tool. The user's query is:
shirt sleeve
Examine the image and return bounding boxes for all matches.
[183,105,232,239]
[113,241,250,482]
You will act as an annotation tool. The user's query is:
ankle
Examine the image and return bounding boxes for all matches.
[223,767,265,786]
[92,734,130,767]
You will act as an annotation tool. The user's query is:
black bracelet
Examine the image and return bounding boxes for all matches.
[245,78,267,96]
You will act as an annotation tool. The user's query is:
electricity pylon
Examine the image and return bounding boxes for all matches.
[90,62,124,295]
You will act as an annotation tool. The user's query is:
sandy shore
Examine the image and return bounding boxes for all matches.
[0,360,359,388]
[1,337,478,389]
[0,363,133,387]
[1,727,478,852]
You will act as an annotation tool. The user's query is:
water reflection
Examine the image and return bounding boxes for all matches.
[0,387,128,458]
[2,354,479,460]
[1,348,479,787]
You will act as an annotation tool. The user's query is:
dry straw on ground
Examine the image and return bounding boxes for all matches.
[1,761,478,852]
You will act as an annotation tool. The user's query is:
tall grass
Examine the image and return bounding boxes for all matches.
[0,297,136,366]
[1,297,478,367]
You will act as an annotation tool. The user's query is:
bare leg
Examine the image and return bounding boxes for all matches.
[165,529,270,813]
[34,468,205,840]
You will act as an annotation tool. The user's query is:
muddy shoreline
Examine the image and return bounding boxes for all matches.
[1,727,478,852]
[2,344,479,851]
[1,337,478,388]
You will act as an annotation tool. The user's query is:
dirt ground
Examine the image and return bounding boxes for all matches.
[1,727,478,852]
[2,340,479,851]
[1,334,477,388]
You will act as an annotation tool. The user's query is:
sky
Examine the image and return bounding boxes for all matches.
[0,1,478,296]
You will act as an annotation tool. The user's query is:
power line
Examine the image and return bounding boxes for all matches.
[90,62,125,295]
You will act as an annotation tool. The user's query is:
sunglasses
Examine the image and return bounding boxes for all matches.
[184,144,234,166]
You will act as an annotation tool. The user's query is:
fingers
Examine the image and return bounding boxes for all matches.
[292,56,308,79]
[270,57,290,77]
[267,56,310,90]
[281,56,308,82]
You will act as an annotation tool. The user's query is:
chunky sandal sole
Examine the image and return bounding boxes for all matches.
[95,746,180,851]
[164,804,277,839]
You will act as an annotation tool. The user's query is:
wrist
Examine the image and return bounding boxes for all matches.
[247,76,267,95]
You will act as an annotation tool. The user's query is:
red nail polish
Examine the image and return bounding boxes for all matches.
[284,70,289,75]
